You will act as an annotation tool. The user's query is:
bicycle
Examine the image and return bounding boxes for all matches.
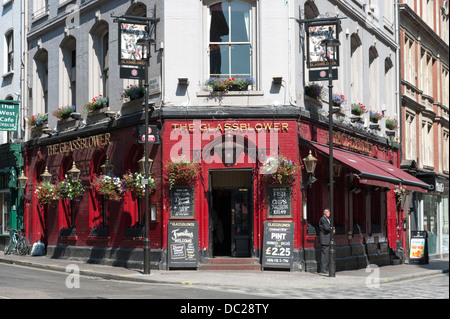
[3,228,30,256]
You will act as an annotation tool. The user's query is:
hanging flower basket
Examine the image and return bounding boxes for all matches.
[261,156,299,185]
[55,176,86,202]
[166,156,201,189]
[53,105,76,120]
[123,171,156,198]
[35,182,59,207]
[92,174,126,201]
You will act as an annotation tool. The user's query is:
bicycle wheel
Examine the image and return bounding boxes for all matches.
[17,238,29,255]
[3,237,11,255]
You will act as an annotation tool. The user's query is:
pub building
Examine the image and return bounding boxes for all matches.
[21,107,430,271]
[20,0,432,271]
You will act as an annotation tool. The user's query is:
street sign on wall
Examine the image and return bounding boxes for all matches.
[0,101,19,132]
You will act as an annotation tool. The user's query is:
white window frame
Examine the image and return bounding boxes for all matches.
[204,0,256,84]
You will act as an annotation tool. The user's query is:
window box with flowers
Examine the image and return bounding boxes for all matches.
[351,103,367,116]
[369,110,383,123]
[91,174,126,201]
[385,117,398,136]
[121,85,146,101]
[166,156,201,190]
[305,83,323,100]
[260,156,299,185]
[35,182,59,207]
[27,113,48,136]
[53,105,76,120]
[83,95,109,116]
[202,77,255,93]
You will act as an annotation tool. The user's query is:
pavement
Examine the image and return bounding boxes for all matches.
[0,252,448,290]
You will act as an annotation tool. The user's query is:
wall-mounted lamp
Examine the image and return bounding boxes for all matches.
[104,110,118,120]
[178,78,189,86]
[68,161,81,182]
[138,155,154,175]
[101,157,114,176]
[272,76,283,85]
[301,150,318,189]
[42,127,55,136]
[17,170,28,190]
[41,166,52,184]
[333,162,343,178]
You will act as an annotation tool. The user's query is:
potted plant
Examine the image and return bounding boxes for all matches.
[121,85,146,101]
[385,117,398,130]
[166,155,201,189]
[27,113,48,134]
[261,156,299,185]
[351,103,367,116]
[229,77,255,91]
[35,182,59,207]
[91,174,126,201]
[123,170,156,198]
[53,105,76,120]
[332,93,345,106]
[369,110,383,123]
[83,95,109,115]
[55,176,86,202]
[305,83,323,100]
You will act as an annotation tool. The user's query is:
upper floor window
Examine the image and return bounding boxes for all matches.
[89,21,109,99]
[209,1,253,81]
[6,31,14,73]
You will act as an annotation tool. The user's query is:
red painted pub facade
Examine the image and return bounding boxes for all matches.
[22,107,430,271]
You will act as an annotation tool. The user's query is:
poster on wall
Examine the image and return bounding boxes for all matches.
[168,221,199,268]
[306,22,340,68]
[119,22,147,66]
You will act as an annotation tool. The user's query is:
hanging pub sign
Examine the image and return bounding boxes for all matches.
[262,221,294,269]
[0,100,19,132]
[306,22,340,68]
[168,221,199,268]
[118,22,147,66]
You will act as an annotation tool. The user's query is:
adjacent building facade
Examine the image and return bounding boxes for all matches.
[15,0,440,271]
[399,0,449,259]
[0,0,26,244]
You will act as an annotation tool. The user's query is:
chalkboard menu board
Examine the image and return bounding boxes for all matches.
[267,186,292,218]
[170,187,194,219]
[262,221,294,269]
[168,221,199,268]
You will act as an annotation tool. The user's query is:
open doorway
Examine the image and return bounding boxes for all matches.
[210,170,253,257]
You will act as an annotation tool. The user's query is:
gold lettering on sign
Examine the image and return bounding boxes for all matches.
[47,133,111,156]
[332,132,372,154]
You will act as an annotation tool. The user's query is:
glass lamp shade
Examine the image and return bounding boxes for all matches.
[41,166,52,184]
[303,151,318,174]
[68,161,81,181]
[17,170,28,190]
[138,155,153,174]
[101,157,114,176]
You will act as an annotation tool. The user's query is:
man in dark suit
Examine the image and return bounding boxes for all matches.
[319,208,333,274]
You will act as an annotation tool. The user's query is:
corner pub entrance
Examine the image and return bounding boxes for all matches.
[210,170,253,258]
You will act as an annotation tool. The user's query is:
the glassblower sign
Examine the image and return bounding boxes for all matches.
[119,22,147,66]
